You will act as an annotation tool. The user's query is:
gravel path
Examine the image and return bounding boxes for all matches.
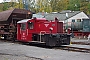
[0,54,42,60]
[0,40,90,60]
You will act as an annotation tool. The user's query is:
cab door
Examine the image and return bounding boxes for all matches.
[20,23,27,41]
[27,22,34,41]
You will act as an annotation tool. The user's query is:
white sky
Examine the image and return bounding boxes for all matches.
[0,0,15,3]
[0,0,3,3]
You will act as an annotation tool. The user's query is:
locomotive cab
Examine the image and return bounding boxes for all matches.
[17,19,35,42]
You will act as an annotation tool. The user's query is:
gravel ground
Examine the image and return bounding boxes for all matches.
[0,41,42,60]
[0,39,90,60]
[0,54,41,60]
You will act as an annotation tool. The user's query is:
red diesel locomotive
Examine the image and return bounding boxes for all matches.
[17,18,70,46]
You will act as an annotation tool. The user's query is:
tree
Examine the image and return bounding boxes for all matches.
[0,0,90,14]
[3,2,9,11]
[87,2,90,14]
[56,0,69,11]
[18,0,23,9]
[35,0,52,13]
[80,0,90,14]
[67,0,80,11]
[8,0,23,9]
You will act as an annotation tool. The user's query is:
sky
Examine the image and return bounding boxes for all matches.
[0,0,3,3]
[0,0,16,3]
[0,0,10,3]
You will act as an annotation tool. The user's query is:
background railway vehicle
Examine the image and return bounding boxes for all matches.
[0,9,32,40]
[66,19,90,38]
[17,17,71,46]
[67,19,90,32]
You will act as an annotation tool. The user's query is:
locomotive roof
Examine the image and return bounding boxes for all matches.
[17,18,47,23]
[17,19,31,23]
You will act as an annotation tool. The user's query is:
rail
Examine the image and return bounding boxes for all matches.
[54,45,90,53]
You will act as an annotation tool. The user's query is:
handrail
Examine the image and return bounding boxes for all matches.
[40,31,46,42]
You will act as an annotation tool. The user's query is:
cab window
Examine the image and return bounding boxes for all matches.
[28,22,34,29]
[21,23,26,30]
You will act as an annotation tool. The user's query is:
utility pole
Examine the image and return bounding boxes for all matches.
[22,0,29,10]
[66,13,68,33]
[71,19,75,38]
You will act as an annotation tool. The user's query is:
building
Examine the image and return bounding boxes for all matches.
[45,10,89,30]
[33,12,48,18]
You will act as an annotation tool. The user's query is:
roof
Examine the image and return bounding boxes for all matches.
[32,12,48,18]
[17,19,31,23]
[17,18,47,23]
[33,14,44,18]
[45,10,81,21]
[37,12,48,16]
[0,9,32,22]
[13,9,31,14]
[87,15,90,19]
[0,9,14,21]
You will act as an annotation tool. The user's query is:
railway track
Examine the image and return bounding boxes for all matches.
[0,39,90,53]
[72,42,90,45]
[54,45,90,53]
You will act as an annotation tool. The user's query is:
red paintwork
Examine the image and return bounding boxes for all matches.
[72,31,90,37]
[17,18,63,42]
